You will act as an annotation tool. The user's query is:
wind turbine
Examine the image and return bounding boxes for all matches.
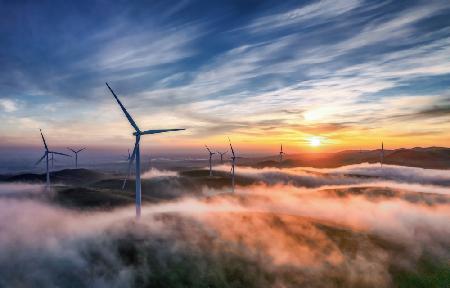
[217,150,227,164]
[279,144,284,163]
[121,149,132,189]
[67,147,86,168]
[106,82,185,219]
[205,145,216,176]
[35,129,71,187]
[228,137,236,193]
[50,153,55,169]
[380,141,384,168]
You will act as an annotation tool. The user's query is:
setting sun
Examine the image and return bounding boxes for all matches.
[309,136,322,147]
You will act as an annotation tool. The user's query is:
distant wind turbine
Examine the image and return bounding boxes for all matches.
[35,129,71,187]
[279,144,284,163]
[106,82,185,219]
[380,141,384,168]
[50,153,55,169]
[67,147,86,168]
[49,152,62,170]
[122,149,132,188]
[228,137,236,193]
[205,145,216,176]
[217,150,227,164]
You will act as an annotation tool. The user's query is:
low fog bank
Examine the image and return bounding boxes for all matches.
[0,178,449,287]
[141,168,178,179]
[0,183,46,199]
[310,163,450,186]
[214,163,450,191]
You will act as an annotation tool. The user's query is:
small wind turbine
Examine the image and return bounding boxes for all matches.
[50,153,55,169]
[106,82,185,219]
[205,145,216,176]
[67,147,86,168]
[121,149,132,189]
[217,150,227,164]
[35,129,71,187]
[228,137,236,193]
[279,144,284,163]
[380,141,384,168]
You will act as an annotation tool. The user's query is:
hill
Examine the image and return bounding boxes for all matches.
[251,147,450,169]
[4,168,108,185]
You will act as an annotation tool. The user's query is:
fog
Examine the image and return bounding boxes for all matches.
[214,163,450,194]
[0,164,449,287]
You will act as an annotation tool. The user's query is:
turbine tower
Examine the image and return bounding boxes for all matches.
[380,141,384,168]
[67,147,86,168]
[35,129,71,187]
[106,82,185,219]
[228,137,236,193]
[279,144,284,163]
[205,145,216,176]
[217,150,227,164]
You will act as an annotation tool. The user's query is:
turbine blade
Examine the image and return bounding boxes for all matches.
[205,145,211,153]
[35,153,47,165]
[106,82,140,133]
[67,147,76,153]
[50,151,72,157]
[139,128,185,135]
[228,137,235,157]
[77,148,86,153]
[40,129,48,151]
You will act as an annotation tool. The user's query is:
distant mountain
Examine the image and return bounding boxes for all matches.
[384,147,450,169]
[251,147,450,169]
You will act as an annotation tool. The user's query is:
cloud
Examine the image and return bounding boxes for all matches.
[245,0,362,33]
[141,168,178,178]
[0,99,18,112]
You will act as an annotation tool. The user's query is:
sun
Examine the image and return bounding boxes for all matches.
[309,136,322,147]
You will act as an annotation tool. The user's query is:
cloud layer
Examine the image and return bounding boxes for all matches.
[0,164,449,287]
[0,1,449,151]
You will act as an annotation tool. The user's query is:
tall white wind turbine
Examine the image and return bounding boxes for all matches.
[106,82,185,219]
[279,144,284,163]
[205,145,216,176]
[35,129,71,187]
[217,151,227,164]
[228,137,236,193]
[67,147,86,168]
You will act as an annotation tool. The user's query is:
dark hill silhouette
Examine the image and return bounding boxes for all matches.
[4,168,107,185]
[251,147,450,169]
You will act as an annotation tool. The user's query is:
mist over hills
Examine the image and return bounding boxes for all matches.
[0,147,449,287]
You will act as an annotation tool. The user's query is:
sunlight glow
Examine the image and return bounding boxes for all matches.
[309,136,322,147]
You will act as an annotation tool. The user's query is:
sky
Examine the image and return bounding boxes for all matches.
[0,0,449,156]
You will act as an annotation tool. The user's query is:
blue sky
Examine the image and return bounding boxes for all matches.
[0,0,449,154]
